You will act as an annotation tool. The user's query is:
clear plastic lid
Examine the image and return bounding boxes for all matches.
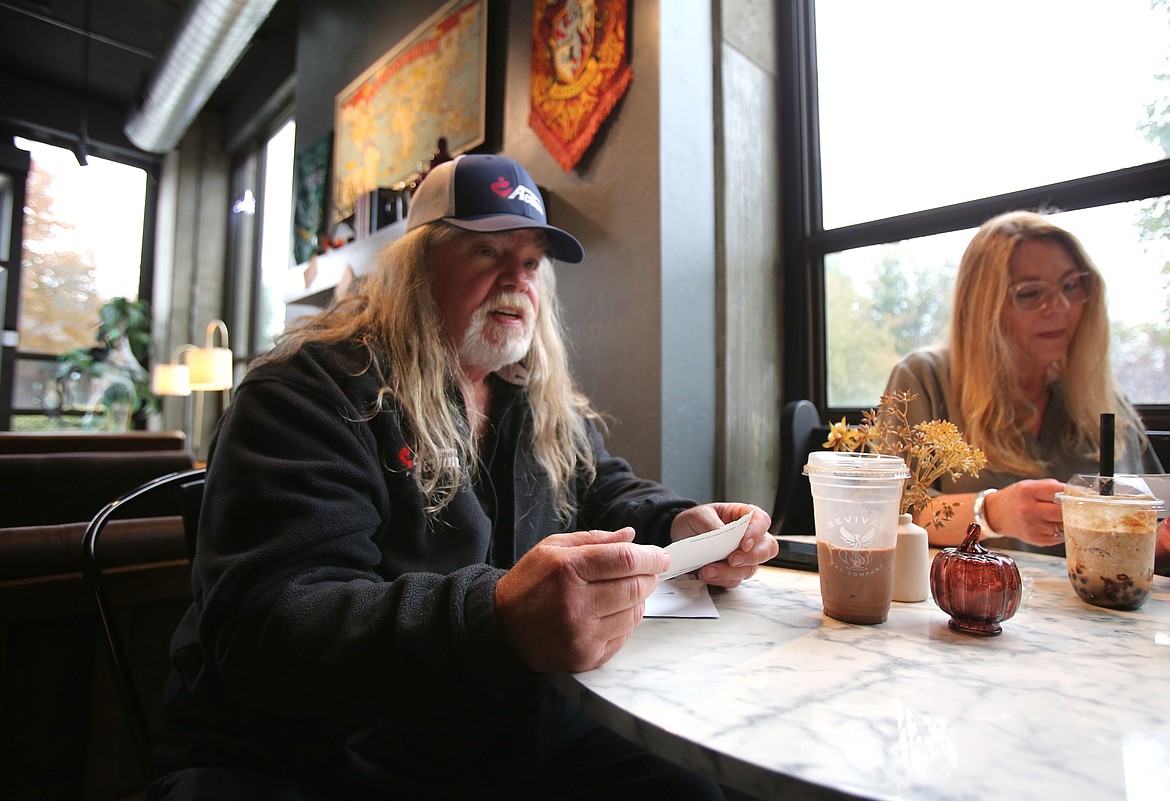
[803,451,910,479]
[1054,474,1167,510]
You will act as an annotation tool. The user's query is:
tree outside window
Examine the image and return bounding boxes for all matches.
[10,137,147,429]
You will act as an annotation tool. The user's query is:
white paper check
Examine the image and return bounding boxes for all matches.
[645,578,718,618]
[658,511,752,581]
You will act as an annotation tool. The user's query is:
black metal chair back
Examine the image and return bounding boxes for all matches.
[770,400,829,536]
[81,467,205,779]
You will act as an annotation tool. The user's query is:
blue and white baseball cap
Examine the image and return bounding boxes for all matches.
[406,154,584,263]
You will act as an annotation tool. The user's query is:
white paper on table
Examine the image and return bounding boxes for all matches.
[645,578,718,618]
[658,511,752,581]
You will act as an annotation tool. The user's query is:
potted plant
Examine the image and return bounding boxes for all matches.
[51,297,158,429]
[824,390,987,528]
[824,390,989,603]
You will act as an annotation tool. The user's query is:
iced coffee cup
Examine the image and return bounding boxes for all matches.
[1056,474,1166,611]
[804,452,910,624]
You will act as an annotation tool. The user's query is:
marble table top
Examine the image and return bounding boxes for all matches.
[551,548,1170,801]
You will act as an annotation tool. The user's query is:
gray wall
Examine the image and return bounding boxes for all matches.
[294,0,781,507]
[151,115,233,452]
[718,0,782,509]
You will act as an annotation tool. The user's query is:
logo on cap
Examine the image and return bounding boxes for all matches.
[491,176,545,217]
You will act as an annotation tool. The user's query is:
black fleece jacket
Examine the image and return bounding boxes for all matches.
[154,340,694,795]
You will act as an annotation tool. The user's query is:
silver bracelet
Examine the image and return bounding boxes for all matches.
[972,488,999,539]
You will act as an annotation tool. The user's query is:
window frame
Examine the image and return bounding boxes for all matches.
[779,0,1170,434]
[0,137,159,430]
[224,107,295,363]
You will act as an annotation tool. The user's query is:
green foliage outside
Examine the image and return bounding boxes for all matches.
[827,237,1169,409]
[18,155,106,355]
[827,247,958,408]
[1127,10,1170,405]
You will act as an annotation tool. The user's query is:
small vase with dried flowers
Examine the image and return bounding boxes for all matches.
[824,390,988,602]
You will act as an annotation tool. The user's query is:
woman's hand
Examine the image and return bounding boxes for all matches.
[1155,518,1170,577]
[984,478,1068,546]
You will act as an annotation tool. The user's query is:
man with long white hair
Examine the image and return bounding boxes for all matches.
[150,154,776,800]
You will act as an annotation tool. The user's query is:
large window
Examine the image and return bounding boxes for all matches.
[6,137,149,429]
[783,0,1170,426]
[227,116,296,358]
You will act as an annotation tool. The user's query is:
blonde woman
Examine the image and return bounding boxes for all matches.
[884,210,1165,559]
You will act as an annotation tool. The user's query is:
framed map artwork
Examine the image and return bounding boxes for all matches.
[333,0,491,223]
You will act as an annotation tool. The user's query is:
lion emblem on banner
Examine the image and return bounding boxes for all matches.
[552,0,595,83]
[530,0,632,171]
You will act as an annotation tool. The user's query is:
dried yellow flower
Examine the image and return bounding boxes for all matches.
[823,418,852,450]
[826,391,987,527]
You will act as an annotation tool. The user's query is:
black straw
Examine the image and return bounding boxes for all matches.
[1100,413,1115,496]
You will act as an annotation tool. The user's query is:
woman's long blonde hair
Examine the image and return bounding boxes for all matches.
[255,222,599,518]
[949,210,1139,475]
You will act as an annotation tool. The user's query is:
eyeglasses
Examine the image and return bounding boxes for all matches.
[1008,271,1095,312]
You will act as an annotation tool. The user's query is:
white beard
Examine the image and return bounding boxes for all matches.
[458,293,534,374]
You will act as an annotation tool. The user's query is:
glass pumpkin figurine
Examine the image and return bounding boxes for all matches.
[930,523,1022,636]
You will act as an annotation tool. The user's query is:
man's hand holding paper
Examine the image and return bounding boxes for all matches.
[665,503,776,587]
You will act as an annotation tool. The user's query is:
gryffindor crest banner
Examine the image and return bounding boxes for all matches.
[529,0,633,172]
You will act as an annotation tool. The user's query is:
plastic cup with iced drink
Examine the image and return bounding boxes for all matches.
[803,452,910,624]
[1056,474,1166,611]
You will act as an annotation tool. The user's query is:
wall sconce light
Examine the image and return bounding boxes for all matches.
[187,319,234,392]
[151,344,198,396]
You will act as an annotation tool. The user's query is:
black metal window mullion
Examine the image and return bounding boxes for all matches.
[780,0,826,413]
[247,144,268,360]
[810,161,1170,256]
